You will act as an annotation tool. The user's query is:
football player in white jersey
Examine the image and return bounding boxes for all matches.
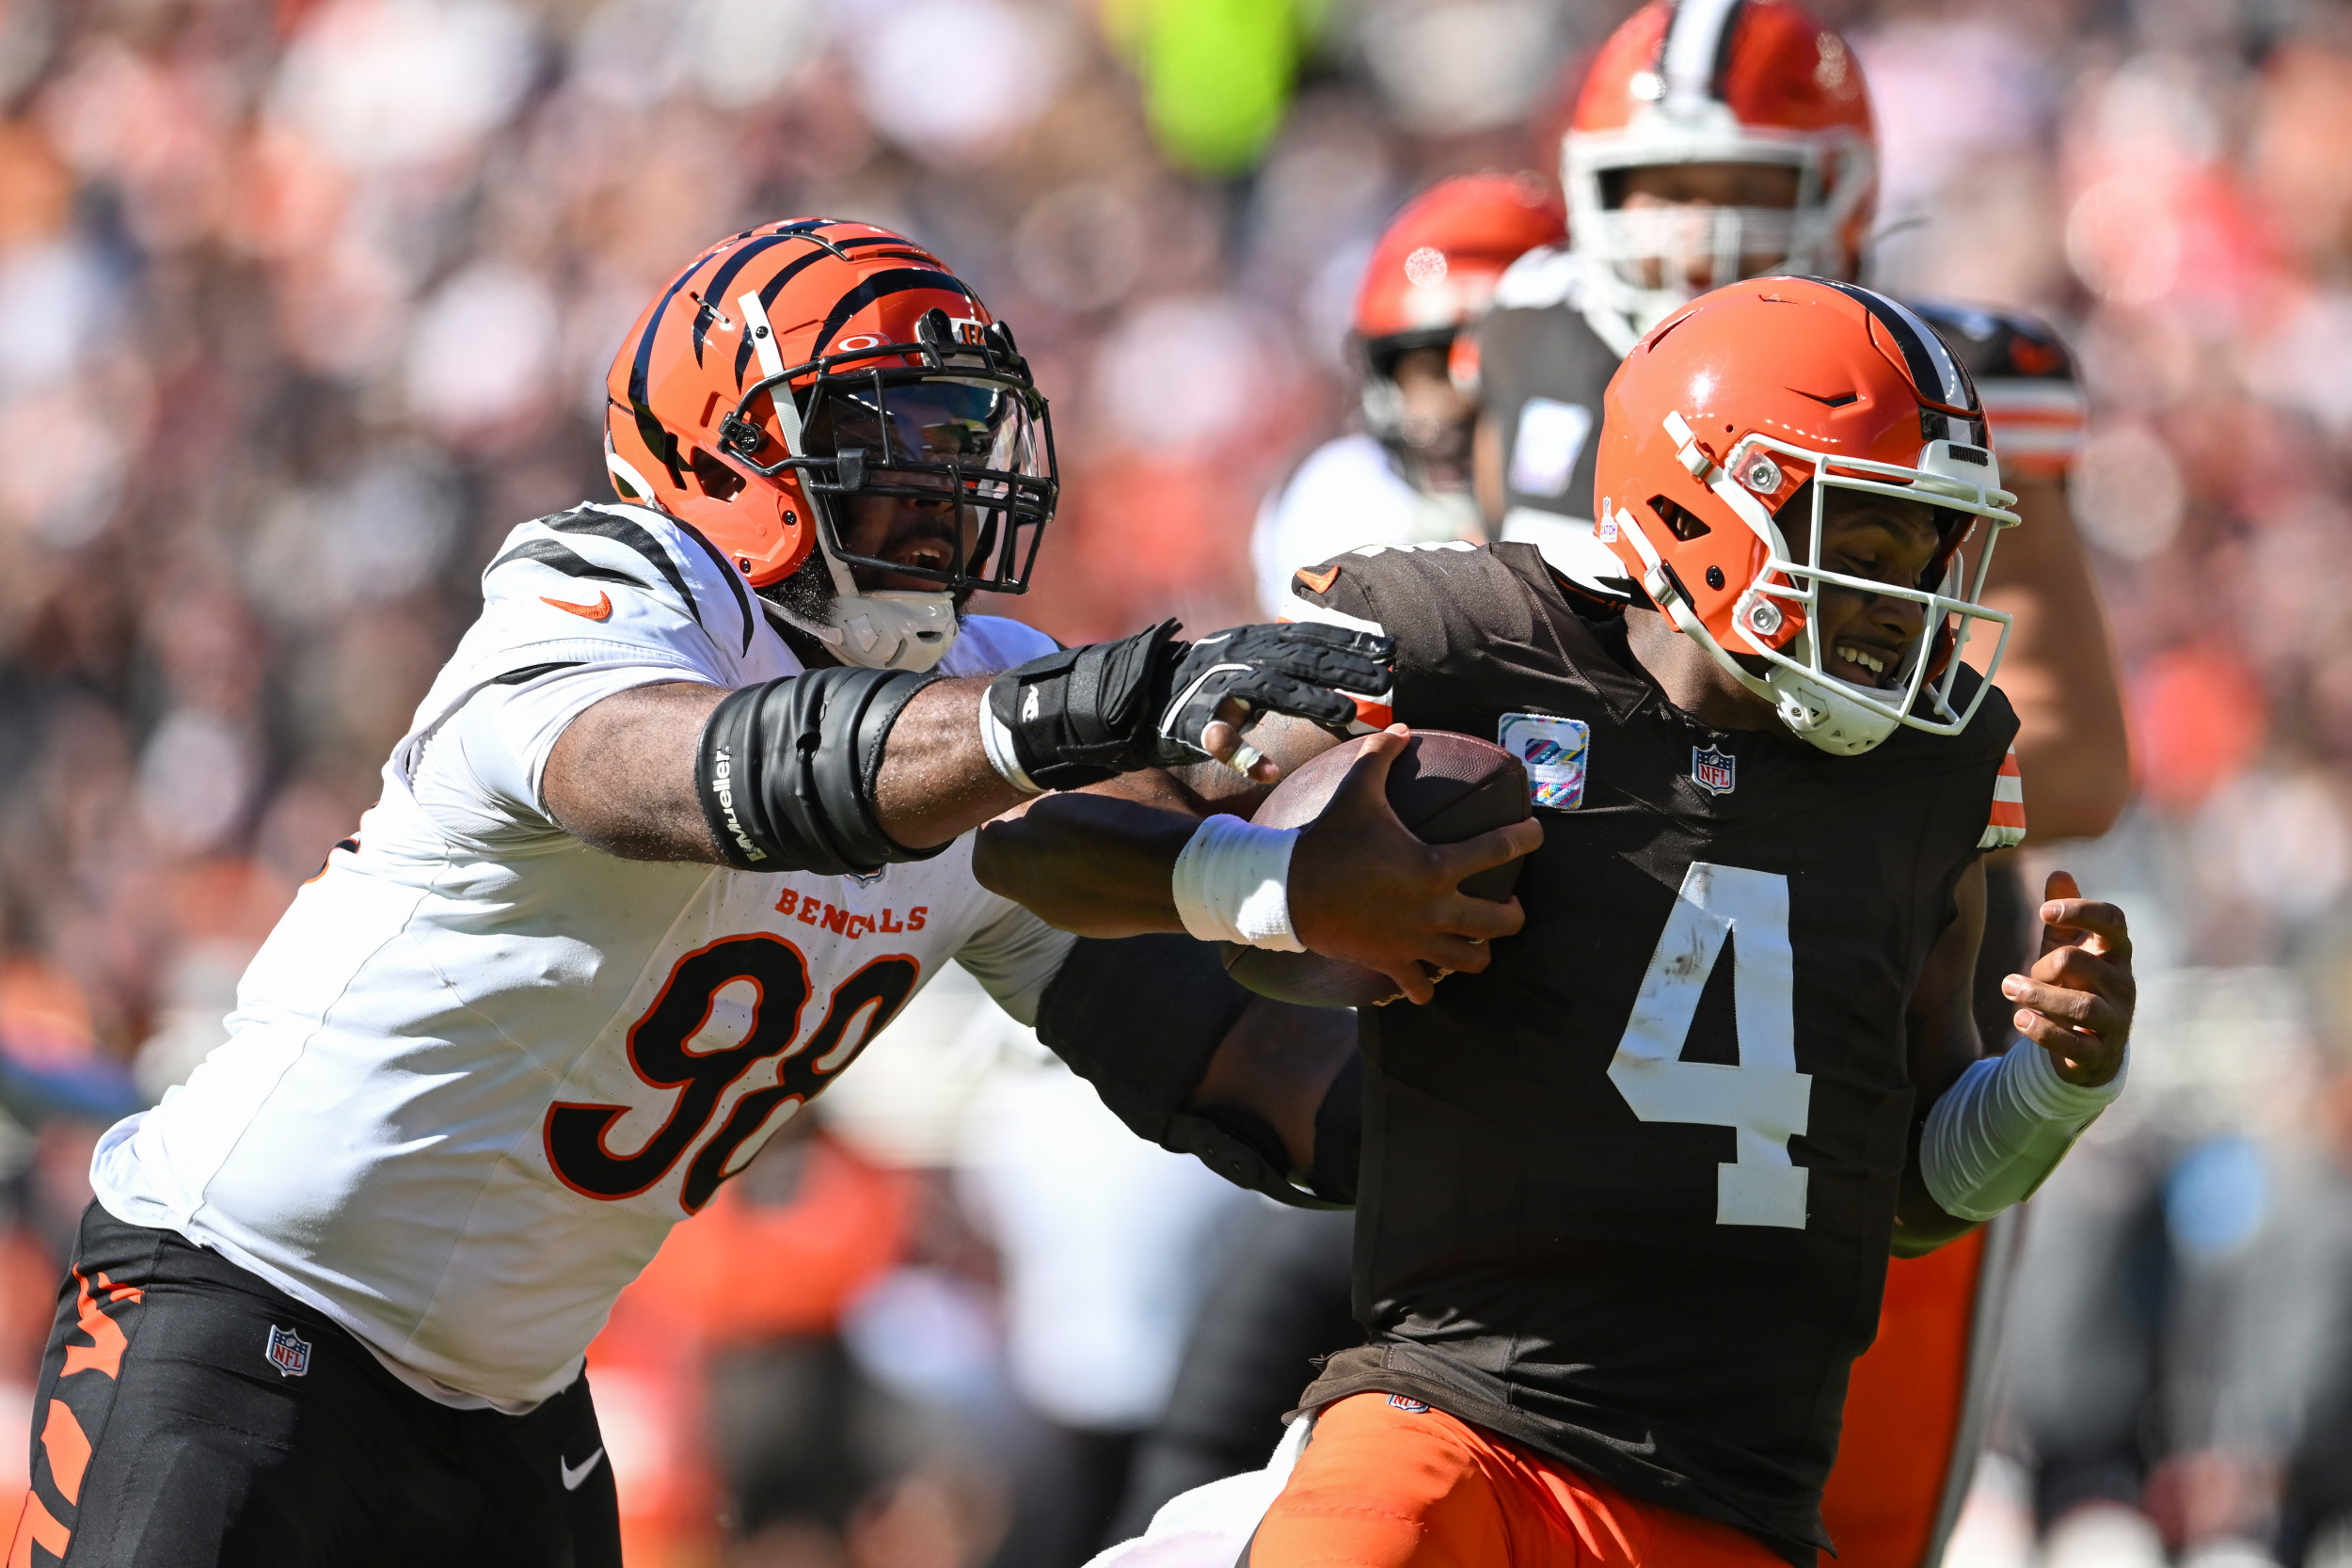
[15,220,1536,1567]
[1250,174,1566,618]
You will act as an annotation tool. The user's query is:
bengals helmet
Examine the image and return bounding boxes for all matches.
[606,218,1057,672]
[1565,0,1876,349]
[1595,277,2017,755]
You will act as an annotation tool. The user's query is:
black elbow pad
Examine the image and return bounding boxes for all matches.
[1036,933,1248,1145]
[1037,933,1358,1210]
[694,667,940,876]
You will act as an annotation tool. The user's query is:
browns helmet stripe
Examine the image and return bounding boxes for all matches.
[1660,0,1747,112]
[1811,279,1987,443]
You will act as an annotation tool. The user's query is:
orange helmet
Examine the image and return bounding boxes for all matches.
[605,218,1056,670]
[1565,0,1876,350]
[1595,277,2017,755]
[1353,173,1565,360]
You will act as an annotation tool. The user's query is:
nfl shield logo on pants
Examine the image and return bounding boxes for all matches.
[1691,746,1736,796]
[265,1323,312,1378]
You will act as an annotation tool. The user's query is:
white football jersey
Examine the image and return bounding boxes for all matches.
[1249,434,1482,618]
[92,502,1073,1410]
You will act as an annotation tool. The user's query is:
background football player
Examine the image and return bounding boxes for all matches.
[1250,173,1565,618]
[1009,278,2137,1568]
[10,220,1534,1567]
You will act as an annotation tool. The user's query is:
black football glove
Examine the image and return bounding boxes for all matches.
[984,619,1393,791]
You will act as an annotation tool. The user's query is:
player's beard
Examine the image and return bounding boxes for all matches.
[762,549,839,626]
[756,547,975,628]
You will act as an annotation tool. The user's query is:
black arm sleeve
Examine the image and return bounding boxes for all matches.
[693,666,941,877]
[1036,933,1355,1209]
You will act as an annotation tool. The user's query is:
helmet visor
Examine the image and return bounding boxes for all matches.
[808,377,1050,485]
[792,368,1057,594]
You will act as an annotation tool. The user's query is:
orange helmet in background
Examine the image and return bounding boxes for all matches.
[606,218,1057,671]
[1565,0,1876,349]
[1596,277,2017,755]
[1352,173,1565,444]
[1354,173,1565,357]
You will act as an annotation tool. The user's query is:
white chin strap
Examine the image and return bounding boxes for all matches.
[774,588,959,673]
[1760,652,1899,756]
[1612,499,1904,759]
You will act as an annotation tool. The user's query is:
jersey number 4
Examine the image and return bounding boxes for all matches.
[1607,863,1814,1229]
[545,935,917,1213]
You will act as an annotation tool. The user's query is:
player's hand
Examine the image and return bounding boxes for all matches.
[1153,622,1394,778]
[1285,727,1543,1005]
[2001,871,2133,1087]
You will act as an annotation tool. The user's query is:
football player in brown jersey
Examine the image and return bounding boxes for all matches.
[1465,3,2129,1560]
[982,277,2137,1568]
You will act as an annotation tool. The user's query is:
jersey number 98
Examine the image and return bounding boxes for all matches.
[544,935,918,1212]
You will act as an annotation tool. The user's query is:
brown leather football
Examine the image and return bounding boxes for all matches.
[1221,730,1532,1008]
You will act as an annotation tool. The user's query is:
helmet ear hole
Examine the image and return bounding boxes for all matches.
[1646,495,1711,541]
[688,448,746,502]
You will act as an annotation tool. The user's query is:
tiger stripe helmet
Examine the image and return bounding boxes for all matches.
[604,218,1057,597]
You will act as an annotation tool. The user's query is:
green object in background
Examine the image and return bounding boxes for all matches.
[1103,0,1329,177]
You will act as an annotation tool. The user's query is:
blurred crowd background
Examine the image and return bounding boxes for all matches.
[4,0,2352,1562]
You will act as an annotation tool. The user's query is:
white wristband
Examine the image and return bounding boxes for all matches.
[1920,1036,2126,1223]
[1171,815,1306,951]
[978,689,1041,796]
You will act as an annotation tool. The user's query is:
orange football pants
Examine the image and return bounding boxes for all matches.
[1247,1393,1785,1568]
[1818,1227,1991,1568]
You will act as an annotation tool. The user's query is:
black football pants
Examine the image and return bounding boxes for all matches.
[10,1202,622,1568]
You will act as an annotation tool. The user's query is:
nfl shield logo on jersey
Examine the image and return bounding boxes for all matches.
[1691,746,1736,796]
[265,1323,312,1378]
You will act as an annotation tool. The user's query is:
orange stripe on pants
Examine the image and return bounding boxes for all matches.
[1250,1393,1785,1568]
[8,1492,70,1568]
[1819,1229,1987,1568]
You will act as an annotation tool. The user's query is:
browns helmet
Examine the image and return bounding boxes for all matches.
[1350,174,1565,487]
[1353,172,1565,380]
[605,218,1056,671]
[1596,277,2017,755]
[1565,0,1876,349]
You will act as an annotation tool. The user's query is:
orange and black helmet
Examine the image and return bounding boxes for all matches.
[605,218,1057,595]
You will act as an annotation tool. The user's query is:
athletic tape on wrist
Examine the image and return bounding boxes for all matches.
[977,687,1042,795]
[1921,1036,2125,1224]
[1171,815,1305,951]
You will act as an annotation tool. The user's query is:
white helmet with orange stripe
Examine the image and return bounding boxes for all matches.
[1563,0,1878,354]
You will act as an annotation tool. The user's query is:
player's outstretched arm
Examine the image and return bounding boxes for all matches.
[1894,867,2136,1256]
[541,620,1394,873]
[1965,476,2132,840]
[1034,928,1363,1207]
[975,719,1539,1005]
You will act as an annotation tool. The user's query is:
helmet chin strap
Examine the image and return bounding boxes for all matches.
[773,538,961,674]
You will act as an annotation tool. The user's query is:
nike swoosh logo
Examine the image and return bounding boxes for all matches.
[1295,565,1340,594]
[541,592,612,621]
[560,1447,605,1491]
